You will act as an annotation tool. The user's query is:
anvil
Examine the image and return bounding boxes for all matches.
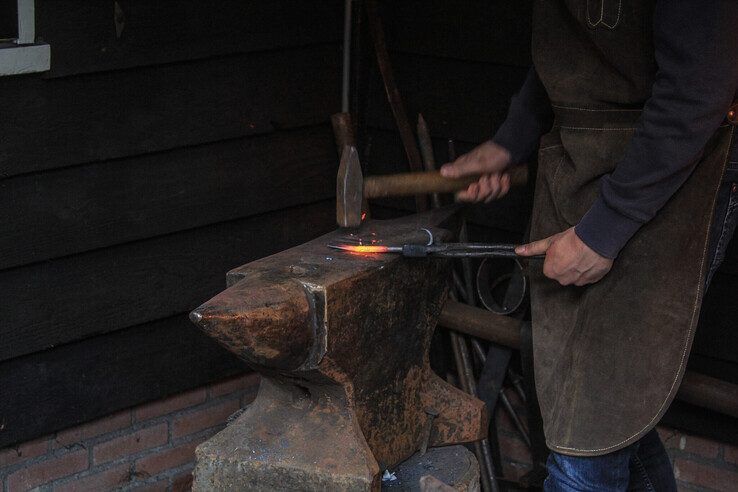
[189,207,486,491]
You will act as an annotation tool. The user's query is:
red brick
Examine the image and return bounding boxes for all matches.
[135,437,205,478]
[499,435,533,465]
[130,478,169,491]
[172,469,194,492]
[0,437,50,467]
[7,449,88,491]
[674,459,738,491]
[93,424,168,465]
[54,463,131,492]
[208,373,260,399]
[675,434,720,459]
[171,399,240,439]
[135,389,207,422]
[724,444,738,466]
[55,411,132,448]
[657,426,679,449]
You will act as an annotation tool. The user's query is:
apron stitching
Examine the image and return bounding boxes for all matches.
[551,104,641,112]
[602,1,622,29]
[539,144,564,152]
[549,125,735,455]
[557,126,636,131]
[586,0,604,27]
[586,0,622,29]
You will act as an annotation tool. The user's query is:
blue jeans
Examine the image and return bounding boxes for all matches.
[545,139,738,491]
[544,429,676,491]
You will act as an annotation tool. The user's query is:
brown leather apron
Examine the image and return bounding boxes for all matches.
[528,1,735,456]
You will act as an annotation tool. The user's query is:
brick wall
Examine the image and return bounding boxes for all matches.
[0,374,258,492]
[494,390,738,492]
[2,373,737,491]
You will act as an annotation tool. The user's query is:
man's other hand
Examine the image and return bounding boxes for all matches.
[440,141,512,202]
[515,227,614,286]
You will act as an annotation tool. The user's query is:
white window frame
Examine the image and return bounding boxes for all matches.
[0,0,50,76]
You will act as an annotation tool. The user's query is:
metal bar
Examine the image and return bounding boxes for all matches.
[365,0,427,211]
[341,0,353,113]
[417,114,442,208]
[507,368,528,404]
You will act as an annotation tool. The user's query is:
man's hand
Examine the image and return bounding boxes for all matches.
[440,141,512,202]
[515,227,614,286]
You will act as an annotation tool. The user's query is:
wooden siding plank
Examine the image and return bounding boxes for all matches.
[381,0,533,67]
[0,126,337,270]
[0,45,340,178]
[365,53,528,143]
[0,200,336,363]
[0,314,245,448]
[37,0,343,77]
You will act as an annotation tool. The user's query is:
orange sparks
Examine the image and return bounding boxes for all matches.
[333,244,389,254]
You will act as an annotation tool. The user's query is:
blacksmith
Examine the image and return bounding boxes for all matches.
[441,1,738,489]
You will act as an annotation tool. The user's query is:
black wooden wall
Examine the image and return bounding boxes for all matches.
[0,0,344,448]
[2,0,735,449]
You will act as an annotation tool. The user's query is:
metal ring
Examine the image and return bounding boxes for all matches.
[420,228,434,245]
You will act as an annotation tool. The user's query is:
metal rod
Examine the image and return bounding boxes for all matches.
[366,0,427,211]
[341,0,353,113]
[499,389,532,448]
[507,368,528,404]
[418,114,442,208]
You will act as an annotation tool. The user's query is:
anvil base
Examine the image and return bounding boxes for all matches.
[193,378,378,491]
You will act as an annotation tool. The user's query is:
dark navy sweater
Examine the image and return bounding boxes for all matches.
[493,0,738,258]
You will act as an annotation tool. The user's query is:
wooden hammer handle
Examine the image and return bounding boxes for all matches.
[363,166,528,198]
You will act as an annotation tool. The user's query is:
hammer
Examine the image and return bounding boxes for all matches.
[337,146,529,228]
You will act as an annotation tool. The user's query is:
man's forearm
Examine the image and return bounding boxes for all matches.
[575,0,738,259]
[492,67,553,166]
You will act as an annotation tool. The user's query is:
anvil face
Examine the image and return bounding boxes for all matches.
[190,207,486,490]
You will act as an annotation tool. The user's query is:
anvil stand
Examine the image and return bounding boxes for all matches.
[189,208,486,491]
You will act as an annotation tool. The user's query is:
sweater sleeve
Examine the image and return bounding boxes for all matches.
[492,67,554,166]
[575,0,738,259]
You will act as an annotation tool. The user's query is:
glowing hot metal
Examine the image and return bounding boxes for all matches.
[328,244,400,254]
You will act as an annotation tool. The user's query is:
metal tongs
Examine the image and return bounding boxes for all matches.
[328,228,545,259]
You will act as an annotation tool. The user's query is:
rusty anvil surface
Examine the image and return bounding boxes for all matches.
[189,207,487,491]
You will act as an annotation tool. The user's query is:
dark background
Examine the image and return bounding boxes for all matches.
[1,0,735,449]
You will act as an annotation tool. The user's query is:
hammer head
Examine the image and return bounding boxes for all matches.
[336,146,364,228]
